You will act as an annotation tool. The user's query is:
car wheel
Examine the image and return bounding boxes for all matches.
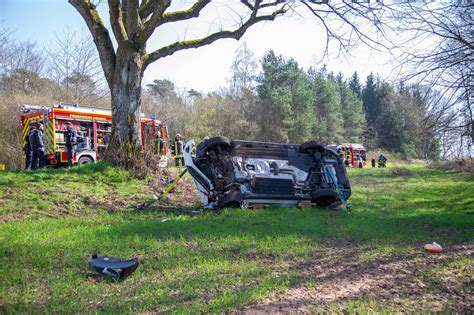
[205,136,230,152]
[311,189,340,208]
[78,156,94,166]
[300,140,325,152]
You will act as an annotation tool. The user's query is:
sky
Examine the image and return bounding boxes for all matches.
[1,0,397,93]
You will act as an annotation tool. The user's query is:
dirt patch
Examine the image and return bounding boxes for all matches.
[147,168,175,193]
[125,169,201,213]
[152,171,201,210]
[241,240,473,313]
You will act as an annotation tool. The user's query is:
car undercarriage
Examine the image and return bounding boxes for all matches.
[184,137,351,209]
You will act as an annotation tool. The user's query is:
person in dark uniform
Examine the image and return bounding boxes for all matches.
[172,133,184,167]
[65,122,78,167]
[371,158,376,168]
[378,154,387,168]
[30,123,45,169]
[358,159,363,168]
[23,125,35,170]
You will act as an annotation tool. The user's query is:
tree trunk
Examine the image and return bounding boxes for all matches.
[106,44,144,167]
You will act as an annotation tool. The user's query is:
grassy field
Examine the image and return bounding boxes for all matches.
[0,163,472,313]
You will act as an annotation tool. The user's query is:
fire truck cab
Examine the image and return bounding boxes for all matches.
[19,103,168,167]
[327,143,367,167]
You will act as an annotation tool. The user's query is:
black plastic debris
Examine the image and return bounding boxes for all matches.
[88,254,139,280]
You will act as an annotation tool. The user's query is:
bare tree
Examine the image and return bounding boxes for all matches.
[69,0,389,166]
[224,43,259,139]
[0,38,46,94]
[0,26,13,75]
[395,1,473,158]
[45,28,107,104]
[228,42,257,97]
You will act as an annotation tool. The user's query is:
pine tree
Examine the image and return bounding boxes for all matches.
[337,77,366,143]
[348,71,362,99]
[362,73,380,125]
[361,73,381,147]
[256,51,315,143]
[310,70,344,144]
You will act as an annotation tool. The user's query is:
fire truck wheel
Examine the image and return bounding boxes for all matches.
[78,156,94,166]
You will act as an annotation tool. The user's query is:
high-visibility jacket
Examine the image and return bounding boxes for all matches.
[155,138,164,155]
[172,140,184,157]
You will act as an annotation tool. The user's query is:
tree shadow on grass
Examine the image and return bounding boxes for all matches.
[100,205,473,245]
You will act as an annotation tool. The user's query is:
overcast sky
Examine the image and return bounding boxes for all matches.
[1,0,397,93]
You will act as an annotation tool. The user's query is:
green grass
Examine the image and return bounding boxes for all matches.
[0,163,472,312]
[0,163,153,220]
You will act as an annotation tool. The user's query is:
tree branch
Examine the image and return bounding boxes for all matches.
[139,0,158,20]
[157,0,211,27]
[303,1,391,55]
[69,0,116,88]
[122,0,142,40]
[140,0,172,44]
[108,0,127,43]
[143,9,285,69]
[141,0,212,44]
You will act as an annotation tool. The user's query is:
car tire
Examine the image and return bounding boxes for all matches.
[204,136,230,151]
[300,140,325,152]
[78,156,94,166]
[311,189,340,208]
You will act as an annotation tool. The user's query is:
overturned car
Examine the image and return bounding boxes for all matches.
[184,137,351,209]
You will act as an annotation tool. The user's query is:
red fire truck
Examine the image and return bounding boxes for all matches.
[19,103,168,166]
[327,143,367,167]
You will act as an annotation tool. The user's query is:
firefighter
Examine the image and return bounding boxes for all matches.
[172,133,184,167]
[23,124,35,170]
[30,123,45,170]
[371,158,376,168]
[65,122,78,167]
[155,131,164,156]
[378,154,387,168]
